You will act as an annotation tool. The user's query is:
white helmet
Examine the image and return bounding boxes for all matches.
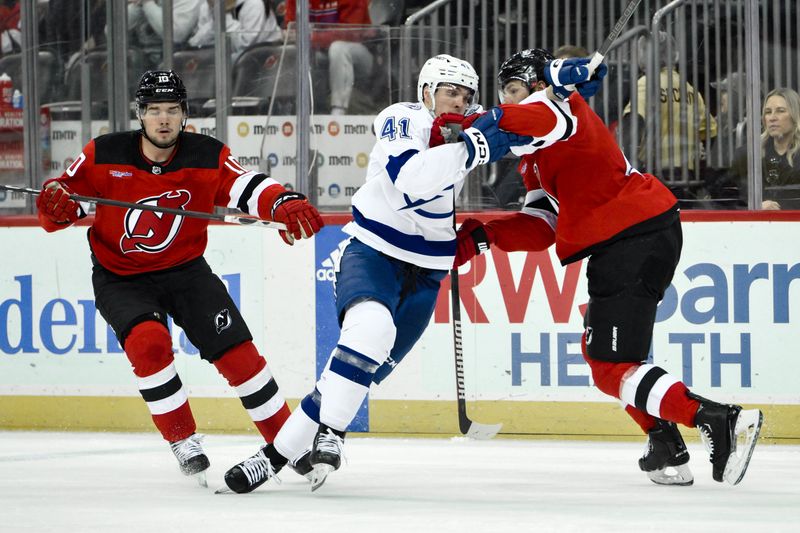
[417,54,479,112]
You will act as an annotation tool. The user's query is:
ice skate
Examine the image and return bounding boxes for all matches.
[638,420,693,486]
[218,444,285,494]
[692,394,763,485]
[169,433,210,487]
[287,449,313,482]
[309,425,346,492]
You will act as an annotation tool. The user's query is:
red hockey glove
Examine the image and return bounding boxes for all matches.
[454,218,494,267]
[270,191,324,245]
[36,182,79,225]
[429,112,484,147]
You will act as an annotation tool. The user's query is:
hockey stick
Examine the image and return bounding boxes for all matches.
[587,0,643,73]
[450,267,503,439]
[0,184,287,230]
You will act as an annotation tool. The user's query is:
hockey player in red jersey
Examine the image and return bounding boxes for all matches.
[453,49,763,486]
[35,70,324,485]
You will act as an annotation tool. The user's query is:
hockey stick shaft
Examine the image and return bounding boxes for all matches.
[0,184,287,230]
[450,268,471,434]
[450,268,502,439]
[588,0,643,72]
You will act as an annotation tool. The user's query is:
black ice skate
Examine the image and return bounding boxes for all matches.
[287,449,313,481]
[218,444,288,494]
[691,394,763,485]
[638,419,693,486]
[309,425,346,491]
[169,433,210,487]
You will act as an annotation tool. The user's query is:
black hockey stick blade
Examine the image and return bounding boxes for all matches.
[0,183,287,230]
[588,0,643,73]
[451,269,503,440]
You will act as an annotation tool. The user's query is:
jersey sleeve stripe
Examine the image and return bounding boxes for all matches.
[521,189,558,231]
[227,172,278,214]
[385,148,419,183]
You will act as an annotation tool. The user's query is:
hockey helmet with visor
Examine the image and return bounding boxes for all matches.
[417,54,479,114]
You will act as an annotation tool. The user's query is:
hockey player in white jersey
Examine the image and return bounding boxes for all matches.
[220,54,532,493]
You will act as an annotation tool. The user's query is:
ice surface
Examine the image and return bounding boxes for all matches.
[0,431,797,533]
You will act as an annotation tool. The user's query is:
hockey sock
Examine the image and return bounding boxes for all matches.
[317,345,380,431]
[273,391,322,461]
[619,364,699,426]
[624,405,657,434]
[656,382,700,428]
[317,300,395,430]
[125,321,195,442]
[214,341,289,442]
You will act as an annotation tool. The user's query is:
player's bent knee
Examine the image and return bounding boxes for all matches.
[339,299,396,361]
[124,321,174,376]
[584,293,657,363]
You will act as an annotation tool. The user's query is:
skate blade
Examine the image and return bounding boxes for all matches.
[194,471,208,488]
[723,409,763,485]
[214,485,234,494]
[647,463,694,486]
[310,464,334,492]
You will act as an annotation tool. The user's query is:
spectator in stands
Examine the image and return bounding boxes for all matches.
[722,87,800,210]
[128,0,202,68]
[708,71,748,169]
[622,31,717,202]
[44,0,107,69]
[188,0,281,60]
[554,44,588,59]
[0,0,20,56]
[285,0,374,115]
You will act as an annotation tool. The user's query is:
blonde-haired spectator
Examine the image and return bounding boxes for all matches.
[717,87,800,210]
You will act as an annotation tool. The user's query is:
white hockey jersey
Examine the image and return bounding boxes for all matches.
[343,102,474,270]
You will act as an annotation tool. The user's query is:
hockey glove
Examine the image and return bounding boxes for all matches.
[429,112,482,147]
[543,57,594,100]
[575,63,608,99]
[459,107,532,170]
[270,191,324,245]
[454,217,494,267]
[36,182,80,225]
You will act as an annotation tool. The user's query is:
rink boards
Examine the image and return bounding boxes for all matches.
[1,212,799,442]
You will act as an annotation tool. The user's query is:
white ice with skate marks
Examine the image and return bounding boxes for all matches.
[0,431,798,533]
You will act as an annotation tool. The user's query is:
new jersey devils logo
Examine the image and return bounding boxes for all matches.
[120,190,191,253]
[214,309,232,334]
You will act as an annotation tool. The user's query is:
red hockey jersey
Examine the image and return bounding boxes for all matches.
[490,91,678,265]
[43,131,286,276]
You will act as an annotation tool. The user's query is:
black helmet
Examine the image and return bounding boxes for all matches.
[497,48,555,92]
[135,70,188,111]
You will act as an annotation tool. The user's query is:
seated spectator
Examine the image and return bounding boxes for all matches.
[128,0,202,68]
[285,0,374,115]
[721,88,800,210]
[708,71,748,169]
[622,31,717,201]
[0,0,20,56]
[554,44,588,59]
[188,0,281,60]
[44,0,107,73]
